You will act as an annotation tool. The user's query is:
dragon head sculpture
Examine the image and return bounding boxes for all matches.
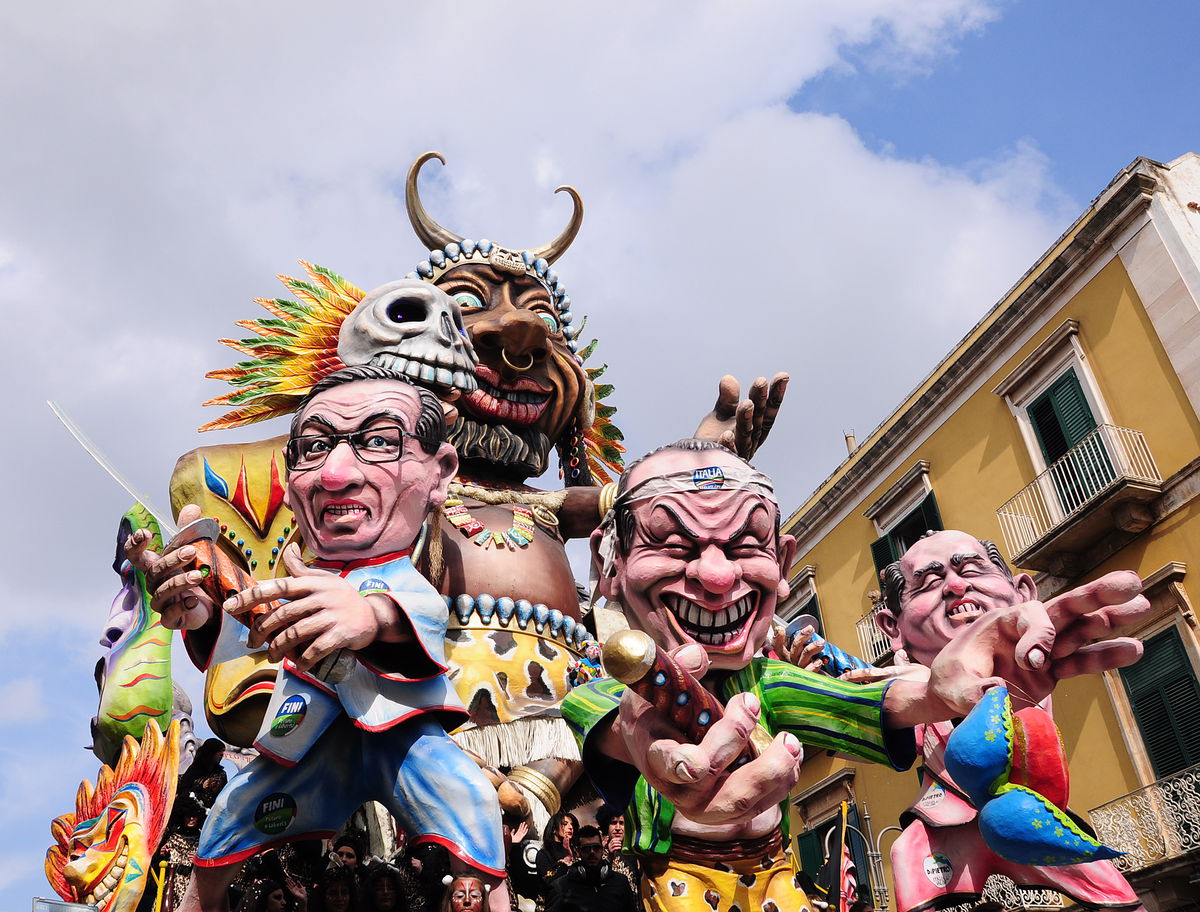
[46,720,180,912]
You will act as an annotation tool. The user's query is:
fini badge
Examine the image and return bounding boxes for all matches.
[254,792,297,835]
[270,695,308,737]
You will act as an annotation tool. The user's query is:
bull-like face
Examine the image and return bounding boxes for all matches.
[434,263,588,480]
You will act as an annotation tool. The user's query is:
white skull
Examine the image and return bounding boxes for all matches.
[337,279,478,391]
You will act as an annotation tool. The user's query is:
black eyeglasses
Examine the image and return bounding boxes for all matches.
[579,843,604,853]
[285,426,432,472]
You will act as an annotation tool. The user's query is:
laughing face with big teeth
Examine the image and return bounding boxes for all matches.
[595,446,796,674]
[875,529,1038,668]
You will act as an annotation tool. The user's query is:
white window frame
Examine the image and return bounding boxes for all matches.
[1099,561,1200,786]
[992,319,1113,474]
[864,460,932,537]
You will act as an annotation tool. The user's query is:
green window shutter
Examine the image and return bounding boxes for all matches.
[1028,369,1098,464]
[1121,627,1200,778]
[870,535,899,579]
[796,829,824,878]
[798,592,823,636]
[846,803,872,897]
[918,490,943,535]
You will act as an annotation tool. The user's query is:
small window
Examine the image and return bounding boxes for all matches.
[1027,368,1116,514]
[870,490,943,579]
[1120,626,1200,778]
[1027,368,1098,463]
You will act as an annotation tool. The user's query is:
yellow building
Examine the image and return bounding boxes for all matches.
[781,154,1200,912]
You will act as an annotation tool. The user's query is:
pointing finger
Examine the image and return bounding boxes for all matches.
[223,576,315,615]
[1053,638,1144,679]
[1046,571,1143,627]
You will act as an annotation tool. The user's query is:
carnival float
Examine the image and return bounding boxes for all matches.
[47,153,1150,912]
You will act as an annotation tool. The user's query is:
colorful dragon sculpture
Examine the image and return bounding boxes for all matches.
[47,720,181,912]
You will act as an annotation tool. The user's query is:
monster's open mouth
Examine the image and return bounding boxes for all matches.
[370,352,478,392]
[80,837,129,908]
[662,593,756,647]
[462,367,551,426]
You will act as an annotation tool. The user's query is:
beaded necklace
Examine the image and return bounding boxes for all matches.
[443,497,537,549]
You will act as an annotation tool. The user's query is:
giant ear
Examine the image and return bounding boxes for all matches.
[1012,572,1037,603]
[427,442,459,511]
[776,533,797,600]
[875,605,903,652]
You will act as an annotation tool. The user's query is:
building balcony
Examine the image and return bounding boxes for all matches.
[855,602,893,665]
[995,424,1163,574]
[1090,762,1200,876]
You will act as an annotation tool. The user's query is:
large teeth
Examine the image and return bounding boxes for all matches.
[475,376,551,405]
[665,594,754,644]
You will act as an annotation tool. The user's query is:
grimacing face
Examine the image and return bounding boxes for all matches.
[597,449,796,673]
[61,784,150,912]
[876,529,1037,667]
[285,380,457,560]
[435,264,586,447]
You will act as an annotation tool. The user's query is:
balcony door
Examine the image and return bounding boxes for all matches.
[1120,626,1200,779]
[1027,368,1114,515]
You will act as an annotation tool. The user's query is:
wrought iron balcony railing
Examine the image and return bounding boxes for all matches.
[855,602,893,665]
[1089,761,1200,872]
[996,424,1162,558]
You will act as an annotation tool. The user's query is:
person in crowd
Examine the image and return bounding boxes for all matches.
[535,812,577,882]
[594,806,637,894]
[313,868,358,912]
[361,863,425,912]
[544,827,636,912]
[252,880,306,912]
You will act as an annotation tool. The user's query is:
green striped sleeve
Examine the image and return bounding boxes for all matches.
[561,677,644,808]
[562,677,625,749]
[725,658,916,770]
[629,777,675,856]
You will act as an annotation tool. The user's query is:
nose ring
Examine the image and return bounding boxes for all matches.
[501,348,535,371]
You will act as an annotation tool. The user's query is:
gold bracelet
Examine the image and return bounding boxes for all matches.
[597,482,619,520]
[506,766,562,816]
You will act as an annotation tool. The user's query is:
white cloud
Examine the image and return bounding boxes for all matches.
[0,1,1083,905]
[0,678,46,726]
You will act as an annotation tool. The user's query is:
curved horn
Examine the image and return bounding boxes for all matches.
[528,185,584,265]
[406,151,464,251]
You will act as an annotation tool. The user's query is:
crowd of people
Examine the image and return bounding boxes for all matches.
[150,743,638,912]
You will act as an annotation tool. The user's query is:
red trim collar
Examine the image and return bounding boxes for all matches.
[311,550,413,574]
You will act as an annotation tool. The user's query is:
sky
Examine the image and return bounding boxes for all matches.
[2,0,1197,904]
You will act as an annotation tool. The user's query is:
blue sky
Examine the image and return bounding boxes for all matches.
[1,0,1195,906]
[794,0,1198,205]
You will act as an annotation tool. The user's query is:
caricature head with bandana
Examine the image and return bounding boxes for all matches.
[593,439,796,673]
